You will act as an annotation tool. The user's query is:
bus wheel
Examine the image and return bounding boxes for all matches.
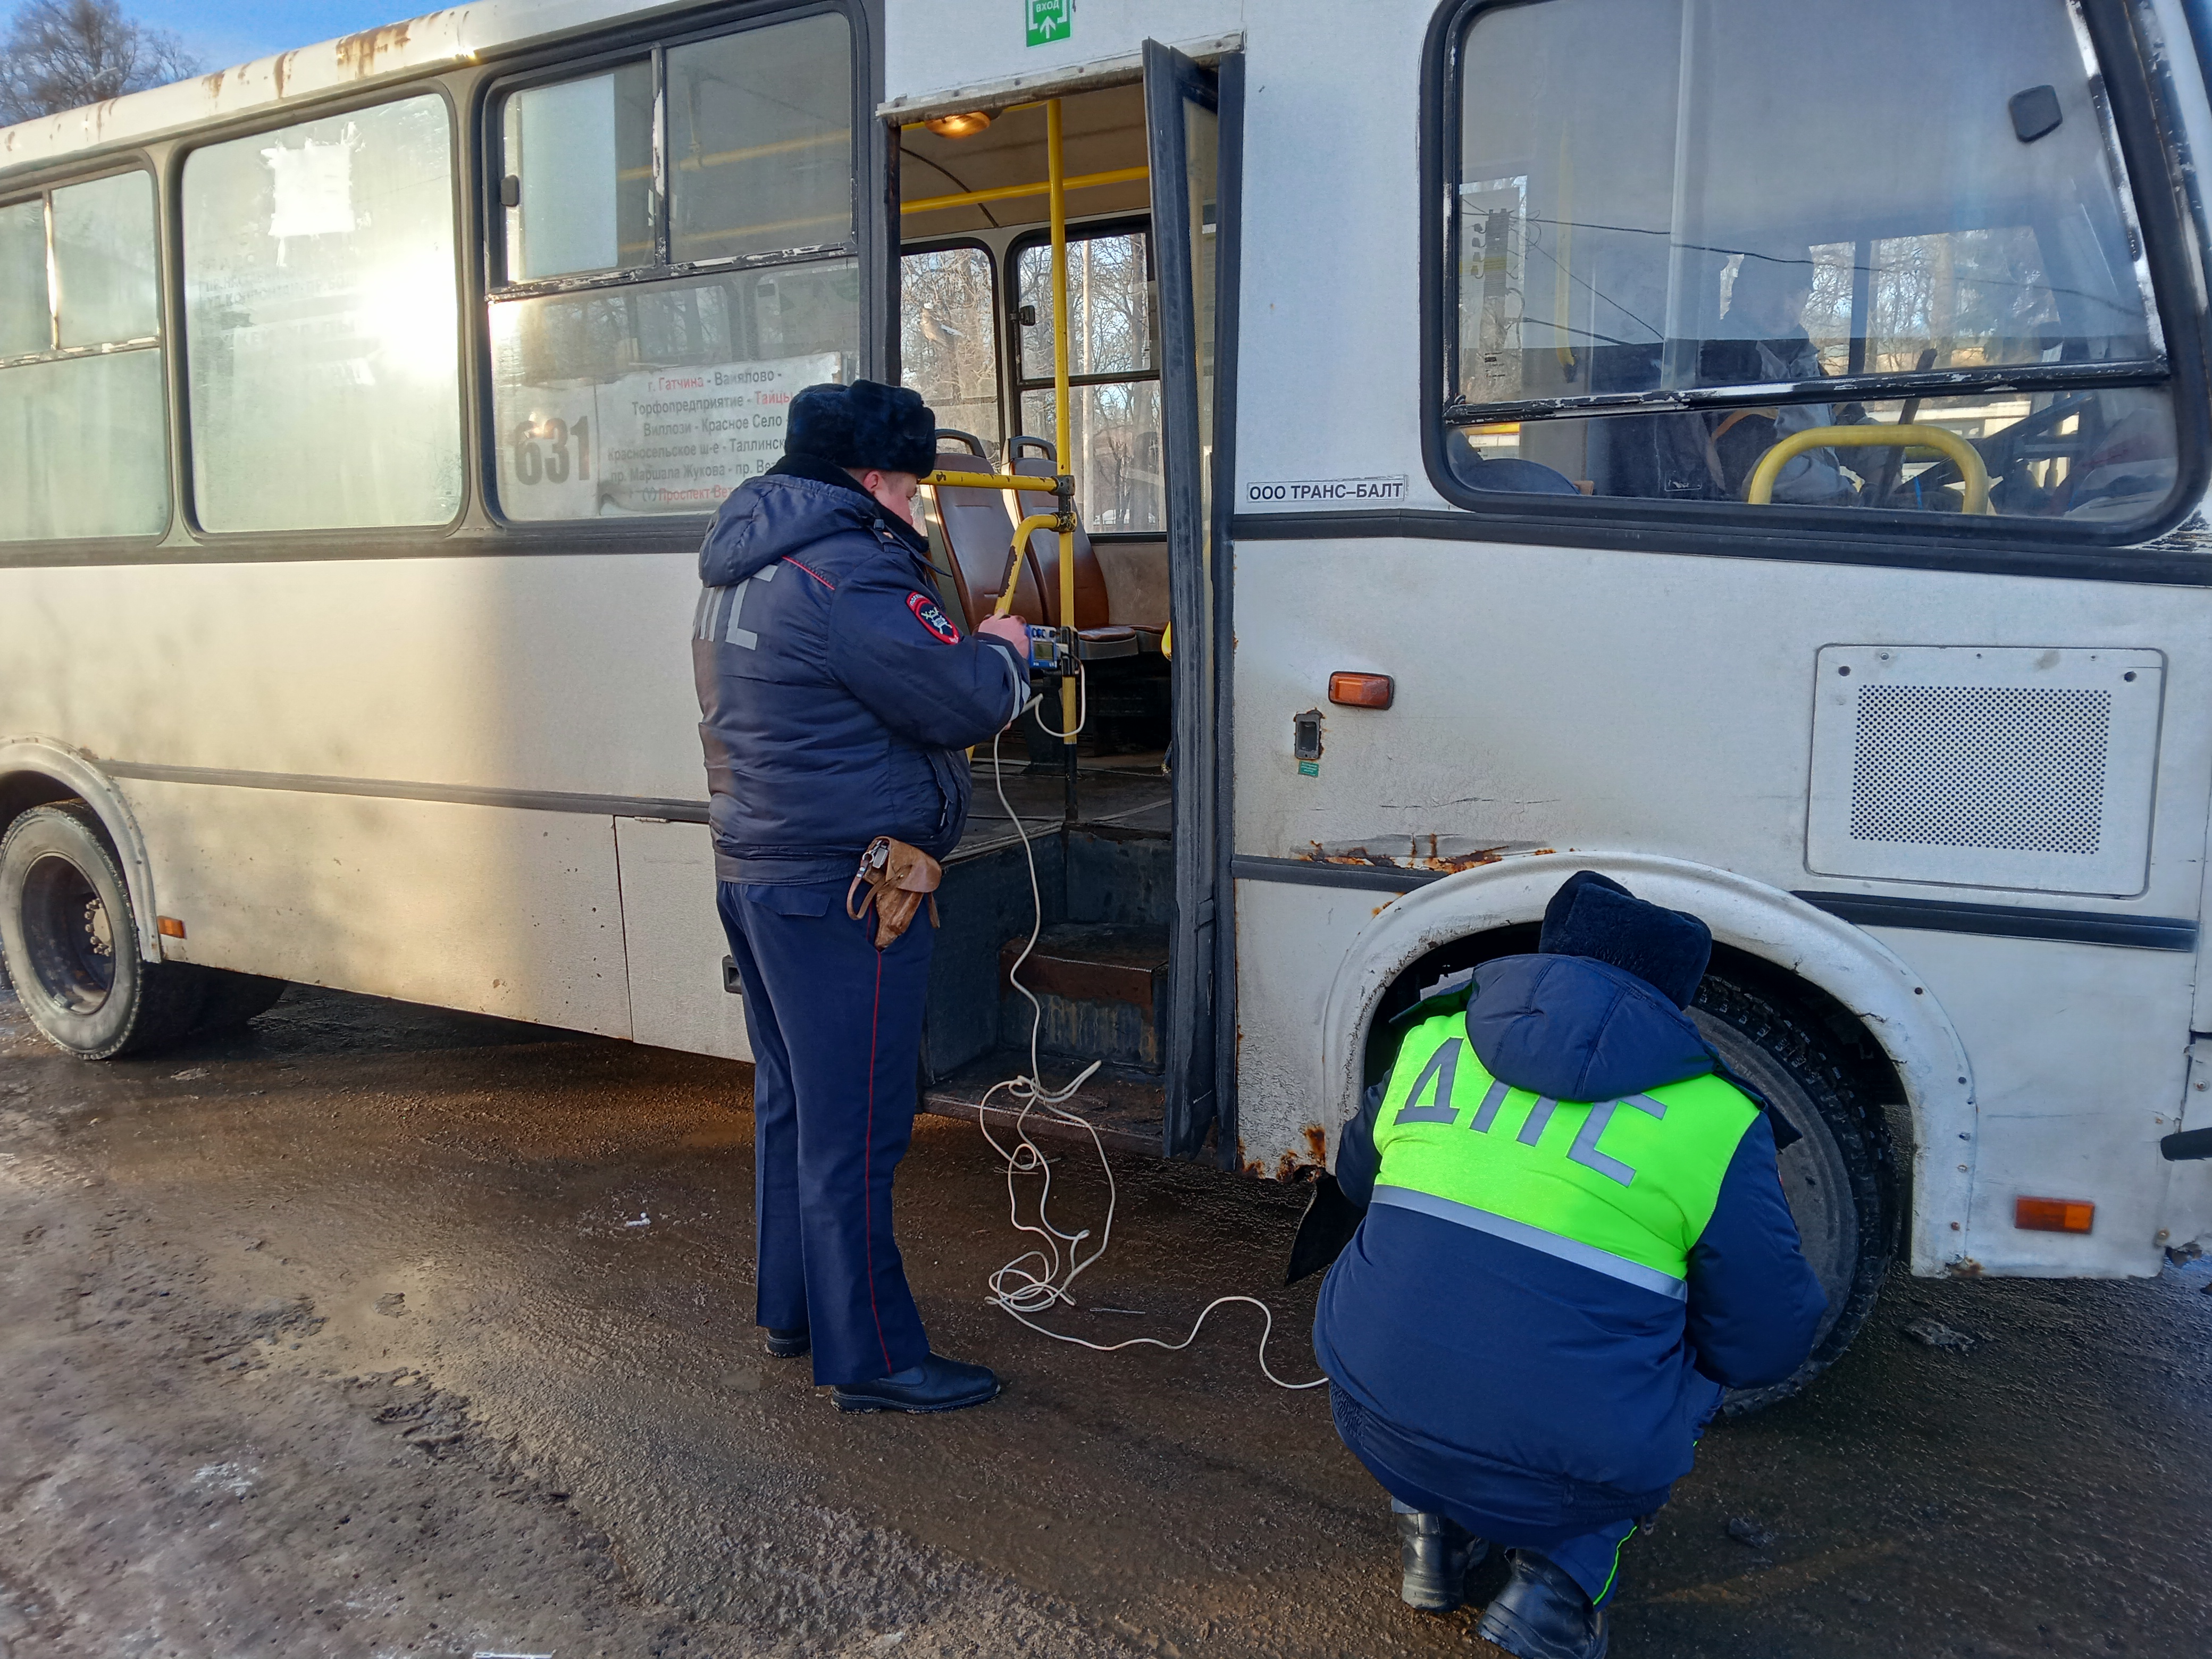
[0,802,205,1060]
[1690,971,1896,1412]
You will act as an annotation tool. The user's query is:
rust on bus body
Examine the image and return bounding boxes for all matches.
[332,18,431,78]
[1243,1124,1330,1182]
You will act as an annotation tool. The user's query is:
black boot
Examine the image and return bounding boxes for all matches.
[1395,1507,1487,1613]
[764,1327,810,1359]
[831,1353,1000,1413]
[1476,1549,1606,1659]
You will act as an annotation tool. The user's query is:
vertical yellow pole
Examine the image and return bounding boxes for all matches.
[1048,98,1078,747]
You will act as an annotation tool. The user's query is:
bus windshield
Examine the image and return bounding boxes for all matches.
[1443,0,2179,528]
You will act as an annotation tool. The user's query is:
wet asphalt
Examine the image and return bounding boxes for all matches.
[1,980,2208,1659]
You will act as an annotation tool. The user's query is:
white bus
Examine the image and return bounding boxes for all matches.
[3,0,2210,1389]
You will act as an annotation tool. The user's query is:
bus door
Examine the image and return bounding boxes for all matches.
[1144,42,1242,1158]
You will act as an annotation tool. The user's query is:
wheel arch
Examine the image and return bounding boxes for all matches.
[1316,851,1979,1276]
[0,739,163,958]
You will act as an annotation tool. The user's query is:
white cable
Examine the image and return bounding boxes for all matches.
[1028,643,1088,740]
[996,1291,1328,1392]
[975,665,1326,1392]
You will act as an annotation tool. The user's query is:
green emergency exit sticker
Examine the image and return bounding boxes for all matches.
[1026,0,1071,47]
[1298,760,1320,777]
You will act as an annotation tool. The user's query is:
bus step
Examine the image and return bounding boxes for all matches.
[919,1048,1165,1156]
[998,922,1168,1073]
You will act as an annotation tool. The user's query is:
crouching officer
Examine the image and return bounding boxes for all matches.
[1309,871,1826,1657]
[693,379,1032,1413]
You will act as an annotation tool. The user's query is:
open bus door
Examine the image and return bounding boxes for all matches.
[1145,41,1242,1160]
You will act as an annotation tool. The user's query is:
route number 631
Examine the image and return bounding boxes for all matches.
[511,417,593,485]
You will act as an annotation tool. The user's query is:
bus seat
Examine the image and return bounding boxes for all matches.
[1007,437,1162,649]
[1092,538,1170,632]
[918,433,1048,628]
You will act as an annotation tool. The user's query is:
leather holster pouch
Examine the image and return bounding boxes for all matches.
[846,836,943,950]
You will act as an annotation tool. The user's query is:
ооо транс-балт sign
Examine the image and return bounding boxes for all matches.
[1244,476,1409,505]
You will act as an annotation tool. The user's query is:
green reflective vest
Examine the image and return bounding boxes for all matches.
[1370,1012,1761,1301]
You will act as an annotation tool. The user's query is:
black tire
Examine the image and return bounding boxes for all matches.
[0,802,205,1059]
[1690,971,1896,1411]
[190,969,288,1034]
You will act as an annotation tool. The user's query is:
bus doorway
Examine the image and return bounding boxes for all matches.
[892,48,1238,1163]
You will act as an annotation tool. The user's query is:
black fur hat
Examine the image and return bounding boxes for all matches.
[784,379,937,476]
[1538,869,1713,1009]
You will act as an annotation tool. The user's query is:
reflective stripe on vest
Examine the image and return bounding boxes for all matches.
[1369,1012,1759,1300]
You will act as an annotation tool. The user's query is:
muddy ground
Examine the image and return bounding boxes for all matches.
[1,978,2207,1659]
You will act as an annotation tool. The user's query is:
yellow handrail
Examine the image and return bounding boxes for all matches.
[1746,423,1992,514]
[998,514,1061,618]
[922,469,1060,493]
[966,508,1060,761]
[901,165,1149,216]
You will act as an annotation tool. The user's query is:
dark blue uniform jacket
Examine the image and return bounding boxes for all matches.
[1313,954,1827,1531]
[693,457,1028,884]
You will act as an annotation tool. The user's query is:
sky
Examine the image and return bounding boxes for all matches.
[122,3,423,73]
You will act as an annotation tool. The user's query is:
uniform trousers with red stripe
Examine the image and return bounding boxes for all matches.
[717,878,933,1387]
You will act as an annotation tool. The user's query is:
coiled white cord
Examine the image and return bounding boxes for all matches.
[975,672,1326,1392]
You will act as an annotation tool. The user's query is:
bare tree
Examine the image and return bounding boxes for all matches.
[1013,233,1159,528]
[0,1,199,125]
[902,247,1000,443]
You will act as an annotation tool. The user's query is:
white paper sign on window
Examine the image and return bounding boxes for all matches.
[497,351,841,517]
[263,137,356,240]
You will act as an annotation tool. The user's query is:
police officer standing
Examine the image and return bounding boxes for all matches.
[1311,870,1826,1657]
[693,379,1031,1413]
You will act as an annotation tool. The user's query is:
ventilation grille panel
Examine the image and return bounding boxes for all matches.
[1846,685,2111,856]
[1808,648,2161,897]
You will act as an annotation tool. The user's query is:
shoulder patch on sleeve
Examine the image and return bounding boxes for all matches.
[906,591,962,644]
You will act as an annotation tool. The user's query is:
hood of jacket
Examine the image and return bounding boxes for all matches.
[698,454,924,586]
[1463,953,1715,1102]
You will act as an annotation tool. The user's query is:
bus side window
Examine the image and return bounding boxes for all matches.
[487,11,860,524]
[902,245,1002,455]
[0,202,43,357]
[1012,228,1161,534]
[1437,0,2181,537]
[54,174,161,349]
[668,17,853,265]
[182,96,463,534]
[0,171,169,544]
[502,64,655,283]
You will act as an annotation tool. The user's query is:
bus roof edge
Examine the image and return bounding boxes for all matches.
[0,1,679,177]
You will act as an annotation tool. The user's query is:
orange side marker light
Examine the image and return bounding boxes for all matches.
[1328,672,1395,710]
[2014,1195,2094,1234]
[156,916,187,939]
